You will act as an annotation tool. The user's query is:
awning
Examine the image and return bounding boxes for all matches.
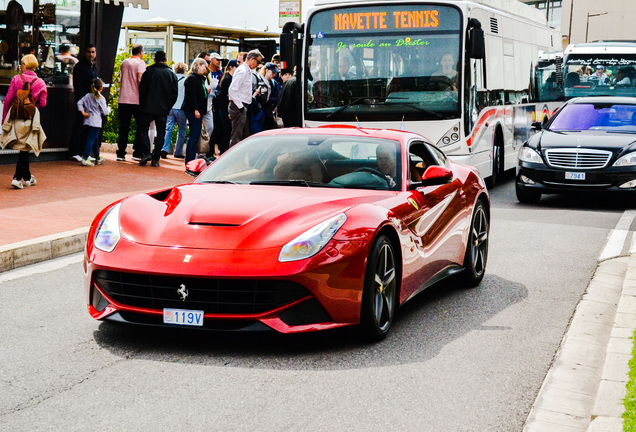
[122,19,279,40]
[84,0,149,9]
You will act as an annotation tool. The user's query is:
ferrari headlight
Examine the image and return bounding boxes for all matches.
[519,147,544,164]
[94,203,121,252]
[614,152,636,167]
[279,213,347,262]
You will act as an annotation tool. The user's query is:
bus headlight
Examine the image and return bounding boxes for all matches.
[437,123,461,148]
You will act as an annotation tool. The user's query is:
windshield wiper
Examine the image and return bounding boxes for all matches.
[607,129,636,134]
[250,180,312,187]
[201,180,240,184]
[326,97,383,119]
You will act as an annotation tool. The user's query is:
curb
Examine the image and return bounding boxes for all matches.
[524,254,636,431]
[0,227,89,272]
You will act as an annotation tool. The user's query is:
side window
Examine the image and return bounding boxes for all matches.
[426,143,448,167]
[408,141,438,186]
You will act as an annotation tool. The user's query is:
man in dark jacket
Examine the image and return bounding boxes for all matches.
[137,50,178,167]
[277,68,302,127]
[69,44,98,160]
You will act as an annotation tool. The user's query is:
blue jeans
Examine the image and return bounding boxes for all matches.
[83,126,101,159]
[162,108,187,155]
[184,111,202,163]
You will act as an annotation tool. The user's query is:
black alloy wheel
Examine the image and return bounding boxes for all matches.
[360,235,397,341]
[459,200,489,287]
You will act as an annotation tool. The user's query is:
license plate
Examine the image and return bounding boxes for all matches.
[565,172,585,180]
[163,308,204,326]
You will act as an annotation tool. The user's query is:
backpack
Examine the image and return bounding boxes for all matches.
[11,74,36,120]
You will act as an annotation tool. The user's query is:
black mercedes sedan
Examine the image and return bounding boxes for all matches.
[516,97,636,203]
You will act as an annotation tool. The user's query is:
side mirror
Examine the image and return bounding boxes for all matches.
[185,158,208,177]
[531,121,542,131]
[418,166,453,187]
[467,19,485,59]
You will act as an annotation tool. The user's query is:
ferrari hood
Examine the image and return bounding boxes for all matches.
[118,184,389,249]
[537,130,636,151]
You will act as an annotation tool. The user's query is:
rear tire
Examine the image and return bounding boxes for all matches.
[486,142,503,188]
[459,200,489,287]
[359,235,397,342]
[516,182,542,204]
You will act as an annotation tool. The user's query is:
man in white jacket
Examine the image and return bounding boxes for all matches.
[228,49,263,147]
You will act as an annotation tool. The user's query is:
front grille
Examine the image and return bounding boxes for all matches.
[545,148,612,170]
[94,270,310,315]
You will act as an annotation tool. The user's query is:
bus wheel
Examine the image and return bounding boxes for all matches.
[486,143,502,188]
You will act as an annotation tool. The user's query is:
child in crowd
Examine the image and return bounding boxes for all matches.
[77,78,110,166]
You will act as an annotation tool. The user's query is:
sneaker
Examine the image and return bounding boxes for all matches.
[173,154,185,159]
[71,155,83,162]
[116,156,125,162]
[81,158,95,167]
[151,160,160,167]
[132,153,142,161]
[139,154,152,166]
[88,156,96,162]
[23,176,36,187]
[95,156,105,165]
[11,178,23,189]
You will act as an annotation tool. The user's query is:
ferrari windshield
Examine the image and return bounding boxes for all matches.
[549,103,636,132]
[305,4,462,122]
[196,134,403,190]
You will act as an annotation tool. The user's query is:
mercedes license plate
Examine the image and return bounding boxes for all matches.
[163,308,204,326]
[565,172,585,180]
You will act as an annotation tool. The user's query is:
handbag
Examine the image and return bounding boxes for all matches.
[198,122,210,154]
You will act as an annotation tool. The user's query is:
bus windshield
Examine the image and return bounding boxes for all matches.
[306,4,462,122]
[563,54,636,99]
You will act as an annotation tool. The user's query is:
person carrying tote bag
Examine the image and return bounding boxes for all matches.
[1,54,47,190]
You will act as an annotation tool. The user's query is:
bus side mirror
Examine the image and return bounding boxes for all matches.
[280,32,294,68]
[467,19,485,59]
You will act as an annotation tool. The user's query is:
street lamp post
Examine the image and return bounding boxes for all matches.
[586,12,608,43]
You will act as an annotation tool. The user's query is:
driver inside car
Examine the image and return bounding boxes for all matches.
[376,142,398,188]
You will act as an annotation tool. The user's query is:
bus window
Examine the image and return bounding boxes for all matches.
[306,4,462,122]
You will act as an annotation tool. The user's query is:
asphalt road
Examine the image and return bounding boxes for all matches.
[0,173,632,431]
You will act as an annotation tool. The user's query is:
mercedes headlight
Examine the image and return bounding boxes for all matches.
[94,203,121,252]
[614,152,636,167]
[519,147,543,164]
[279,213,347,262]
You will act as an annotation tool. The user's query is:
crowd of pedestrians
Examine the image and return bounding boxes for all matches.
[2,43,303,189]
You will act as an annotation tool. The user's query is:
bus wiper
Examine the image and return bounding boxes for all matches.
[398,102,447,119]
[326,97,382,119]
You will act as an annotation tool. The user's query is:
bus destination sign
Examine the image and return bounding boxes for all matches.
[333,9,440,31]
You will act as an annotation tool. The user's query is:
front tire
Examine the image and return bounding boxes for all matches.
[459,200,489,287]
[360,235,397,342]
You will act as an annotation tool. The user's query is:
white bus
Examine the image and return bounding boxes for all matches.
[280,0,563,185]
[563,41,636,99]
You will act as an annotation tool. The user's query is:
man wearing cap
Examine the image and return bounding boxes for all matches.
[203,52,224,157]
[592,65,609,85]
[261,62,281,130]
[229,49,263,146]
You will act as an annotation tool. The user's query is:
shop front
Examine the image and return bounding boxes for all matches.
[0,0,148,164]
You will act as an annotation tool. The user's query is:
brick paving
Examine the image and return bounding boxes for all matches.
[0,152,191,245]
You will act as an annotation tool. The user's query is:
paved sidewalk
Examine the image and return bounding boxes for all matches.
[0,152,191,271]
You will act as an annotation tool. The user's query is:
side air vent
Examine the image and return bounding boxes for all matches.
[490,17,498,34]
